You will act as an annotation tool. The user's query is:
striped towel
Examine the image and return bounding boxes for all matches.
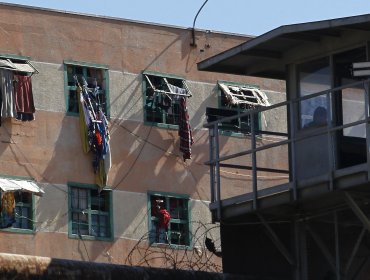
[178,97,193,161]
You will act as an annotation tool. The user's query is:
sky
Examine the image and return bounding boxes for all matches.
[2,0,370,36]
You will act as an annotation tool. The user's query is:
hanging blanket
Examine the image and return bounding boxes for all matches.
[78,83,111,188]
[78,88,90,154]
[1,192,15,229]
[178,97,193,161]
[14,75,35,114]
[0,69,16,118]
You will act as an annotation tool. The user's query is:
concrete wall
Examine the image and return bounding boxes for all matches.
[5,185,214,265]
[0,3,285,91]
[0,253,250,280]
[0,3,287,269]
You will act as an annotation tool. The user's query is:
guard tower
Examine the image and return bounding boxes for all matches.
[199,15,370,280]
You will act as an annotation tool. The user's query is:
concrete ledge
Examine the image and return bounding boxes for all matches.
[0,253,252,280]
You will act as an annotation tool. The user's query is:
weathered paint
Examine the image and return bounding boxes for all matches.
[0,3,287,269]
[0,4,284,90]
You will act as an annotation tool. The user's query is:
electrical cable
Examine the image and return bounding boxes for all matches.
[110,120,290,181]
[190,0,209,47]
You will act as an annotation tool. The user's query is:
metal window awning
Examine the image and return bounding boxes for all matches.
[219,83,270,107]
[144,74,192,98]
[0,59,38,74]
[0,178,44,196]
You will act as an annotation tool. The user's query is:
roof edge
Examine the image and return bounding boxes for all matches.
[0,2,255,38]
[198,13,370,73]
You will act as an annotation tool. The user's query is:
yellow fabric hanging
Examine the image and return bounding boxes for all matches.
[95,159,107,189]
[2,192,15,216]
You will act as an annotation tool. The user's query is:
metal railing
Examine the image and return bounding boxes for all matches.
[204,79,370,220]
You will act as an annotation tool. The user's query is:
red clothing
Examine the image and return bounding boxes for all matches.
[14,75,35,113]
[95,130,103,146]
[158,209,171,230]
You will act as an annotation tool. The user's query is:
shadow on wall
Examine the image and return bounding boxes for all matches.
[109,26,228,197]
[109,80,228,201]
[109,118,212,197]
[109,73,143,123]
[108,120,232,205]
[39,113,117,261]
[0,118,35,177]
[110,32,185,124]
[0,119,14,170]
[108,29,224,198]
[41,114,93,185]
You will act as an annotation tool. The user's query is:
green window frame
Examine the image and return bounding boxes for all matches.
[148,191,191,247]
[216,81,264,136]
[0,175,38,234]
[143,71,191,129]
[68,183,113,241]
[13,191,34,230]
[0,53,30,61]
[0,191,34,233]
[64,60,110,117]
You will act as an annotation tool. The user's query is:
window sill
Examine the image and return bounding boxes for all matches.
[219,130,249,138]
[144,121,179,130]
[150,242,192,250]
[66,112,79,117]
[68,233,113,242]
[0,228,35,234]
[66,111,110,119]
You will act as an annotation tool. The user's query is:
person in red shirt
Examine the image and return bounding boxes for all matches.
[155,199,171,243]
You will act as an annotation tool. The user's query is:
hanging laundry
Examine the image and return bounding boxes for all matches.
[14,75,35,114]
[1,192,15,229]
[16,113,34,121]
[78,88,90,154]
[95,159,107,188]
[178,96,193,161]
[167,84,187,96]
[0,59,38,124]
[77,77,111,189]
[0,69,16,119]
[165,83,194,161]
[104,143,111,179]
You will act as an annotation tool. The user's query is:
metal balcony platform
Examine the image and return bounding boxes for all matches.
[210,163,369,221]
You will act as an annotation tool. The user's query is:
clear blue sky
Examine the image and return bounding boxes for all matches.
[2,0,370,36]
